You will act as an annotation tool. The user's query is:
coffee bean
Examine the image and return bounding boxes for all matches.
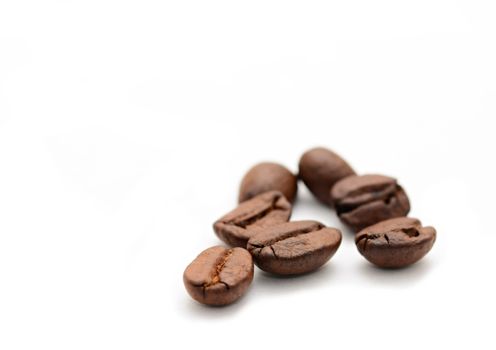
[214,191,292,247]
[355,217,436,268]
[331,174,410,231]
[298,147,355,206]
[183,246,254,306]
[239,162,297,203]
[247,220,342,275]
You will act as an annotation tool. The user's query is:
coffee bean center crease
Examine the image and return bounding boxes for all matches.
[356,227,422,249]
[226,196,282,229]
[201,249,233,295]
[249,223,326,258]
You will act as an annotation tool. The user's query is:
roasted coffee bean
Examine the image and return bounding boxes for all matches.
[331,174,410,231]
[247,220,342,275]
[183,246,254,306]
[298,147,355,206]
[214,191,292,247]
[355,217,436,268]
[239,162,297,203]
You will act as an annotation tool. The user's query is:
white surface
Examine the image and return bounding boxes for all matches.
[1,1,495,349]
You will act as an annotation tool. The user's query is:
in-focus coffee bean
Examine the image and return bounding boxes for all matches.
[298,147,355,206]
[355,217,436,268]
[214,191,292,247]
[239,162,297,203]
[331,174,410,231]
[247,220,342,275]
[183,246,254,306]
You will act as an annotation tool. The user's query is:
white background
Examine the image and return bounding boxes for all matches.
[1,1,495,349]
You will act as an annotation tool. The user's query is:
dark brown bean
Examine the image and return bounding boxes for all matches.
[239,162,297,203]
[355,217,436,268]
[214,191,292,247]
[331,174,410,231]
[247,220,342,275]
[183,246,254,306]
[298,147,356,206]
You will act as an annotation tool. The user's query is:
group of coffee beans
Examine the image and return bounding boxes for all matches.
[183,147,437,306]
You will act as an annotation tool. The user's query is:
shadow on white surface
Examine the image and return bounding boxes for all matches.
[181,287,254,319]
[356,258,434,286]
[253,263,338,294]
[180,264,338,317]
[180,257,436,317]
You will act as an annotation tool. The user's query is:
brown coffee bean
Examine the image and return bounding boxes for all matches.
[183,246,254,306]
[355,217,436,268]
[239,162,297,203]
[247,220,342,275]
[298,147,356,206]
[214,191,292,247]
[331,174,410,231]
